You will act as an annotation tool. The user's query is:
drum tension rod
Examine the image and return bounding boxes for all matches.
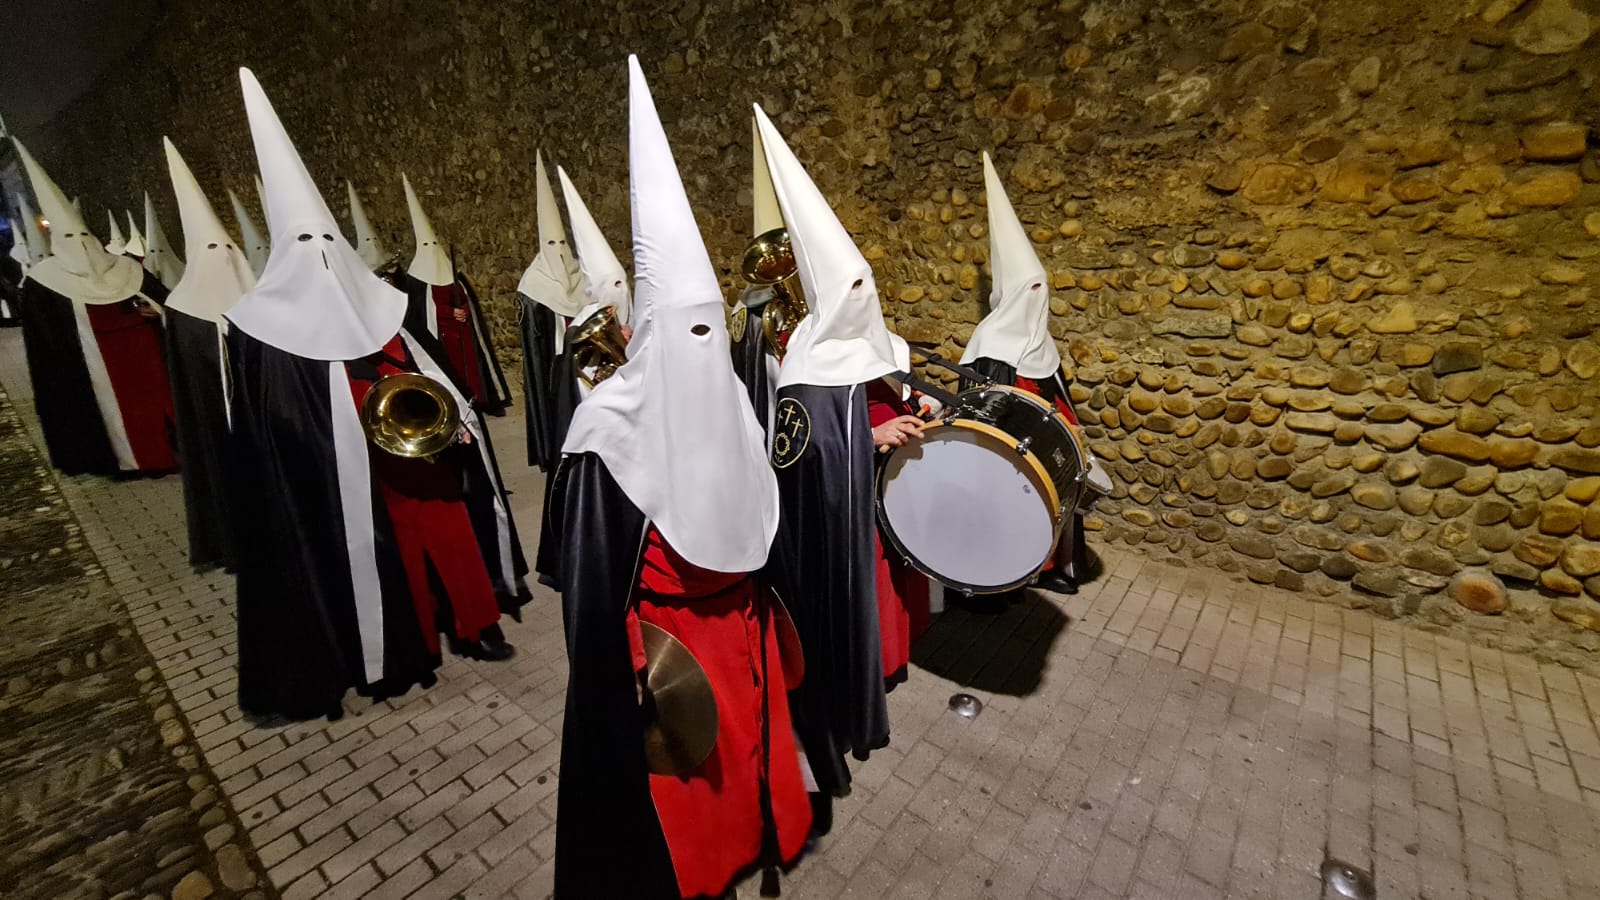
[1014,437,1034,455]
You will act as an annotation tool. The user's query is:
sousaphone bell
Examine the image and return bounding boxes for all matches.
[638,622,719,775]
[567,305,630,388]
[360,373,461,460]
[741,226,809,360]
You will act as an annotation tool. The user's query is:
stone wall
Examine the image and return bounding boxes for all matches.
[26,0,1600,661]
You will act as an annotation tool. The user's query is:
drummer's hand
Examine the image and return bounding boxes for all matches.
[873,415,924,453]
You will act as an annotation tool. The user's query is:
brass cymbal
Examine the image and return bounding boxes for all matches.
[768,590,805,690]
[639,622,719,776]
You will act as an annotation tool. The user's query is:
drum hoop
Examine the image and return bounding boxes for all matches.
[874,415,1066,595]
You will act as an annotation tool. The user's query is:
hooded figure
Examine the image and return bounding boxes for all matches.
[18,196,50,266]
[553,56,810,900]
[515,151,583,472]
[12,139,178,476]
[958,152,1101,594]
[224,68,528,722]
[755,106,933,816]
[394,174,511,416]
[104,210,127,255]
[143,192,186,290]
[122,211,146,258]
[162,137,256,571]
[228,189,270,277]
[729,116,784,436]
[346,181,392,273]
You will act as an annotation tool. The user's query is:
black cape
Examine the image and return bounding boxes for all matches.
[17,273,168,476]
[553,453,678,900]
[729,312,775,438]
[533,344,582,589]
[165,309,234,570]
[396,270,512,416]
[767,382,887,798]
[517,296,561,469]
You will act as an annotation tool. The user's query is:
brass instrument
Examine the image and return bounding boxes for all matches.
[568,305,629,388]
[741,227,809,360]
[360,373,461,460]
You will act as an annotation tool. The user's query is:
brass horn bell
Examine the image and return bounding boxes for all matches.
[741,226,809,360]
[360,372,461,460]
[568,305,629,388]
[638,621,719,775]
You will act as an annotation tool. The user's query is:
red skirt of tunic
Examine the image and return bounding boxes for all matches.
[866,379,931,679]
[431,283,486,405]
[87,301,177,472]
[346,336,500,652]
[626,528,812,898]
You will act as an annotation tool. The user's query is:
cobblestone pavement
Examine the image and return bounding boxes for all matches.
[0,376,274,898]
[5,328,1600,899]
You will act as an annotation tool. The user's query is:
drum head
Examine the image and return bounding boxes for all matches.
[879,423,1056,593]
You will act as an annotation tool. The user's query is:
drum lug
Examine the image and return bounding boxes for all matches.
[1014,437,1033,456]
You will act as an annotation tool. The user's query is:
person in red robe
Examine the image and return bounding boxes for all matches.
[554,57,811,899]
[12,139,178,477]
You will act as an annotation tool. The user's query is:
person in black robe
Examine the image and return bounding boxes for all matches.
[225,68,525,721]
[12,139,178,478]
[393,175,512,417]
[755,108,936,826]
[959,152,1111,593]
[516,151,586,471]
[160,137,257,571]
[555,58,812,898]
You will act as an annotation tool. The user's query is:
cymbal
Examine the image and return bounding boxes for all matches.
[768,590,806,690]
[639,622,719,776]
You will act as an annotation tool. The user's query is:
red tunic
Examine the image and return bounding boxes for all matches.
[866,379,931,681]
[626,528,812,899]
[86,300,177,472]
[429,282,486,405]
[345,336,499,652]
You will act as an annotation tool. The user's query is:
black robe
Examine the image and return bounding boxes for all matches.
[518,295,562,470]
[0,253,20,327]
[533,344,582,589]
[164,309,234,570]
[766,382,887,798]
[18,272,170,476]
[396,270,512,416]
[226,326,525,720]
[729,309,775,438]
[553,453,678,900]
[962,357,1073,410]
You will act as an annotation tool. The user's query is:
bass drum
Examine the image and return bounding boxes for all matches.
[877,385,1088,594]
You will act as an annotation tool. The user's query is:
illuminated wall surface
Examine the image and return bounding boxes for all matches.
[24,0,1600,654]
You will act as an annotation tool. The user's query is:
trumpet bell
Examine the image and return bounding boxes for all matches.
[567,305,630,388]
[742,227,796,286]
[360,372,461,459]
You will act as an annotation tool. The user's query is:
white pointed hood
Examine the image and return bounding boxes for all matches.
[564,56,778,573]
[105,210,127,254]
[122,211,146,257]
[17,195,49,263]
[960,153,1061,379]
[224,68,408,360]
[163,138,255,322]
[751,116,783,237]
[403,174,453,286]
[143,191,186,289]
[345,181,388,271]
[228,189,270,276]
[558,165,633,326]
[753,106,906,388]
[11,139,145,303]
[516,152,585,317]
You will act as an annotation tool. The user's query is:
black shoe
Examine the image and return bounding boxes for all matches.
[1034,571,1078,595]
[449,634,517,662]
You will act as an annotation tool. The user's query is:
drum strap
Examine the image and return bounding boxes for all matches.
[917,353,994,386]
